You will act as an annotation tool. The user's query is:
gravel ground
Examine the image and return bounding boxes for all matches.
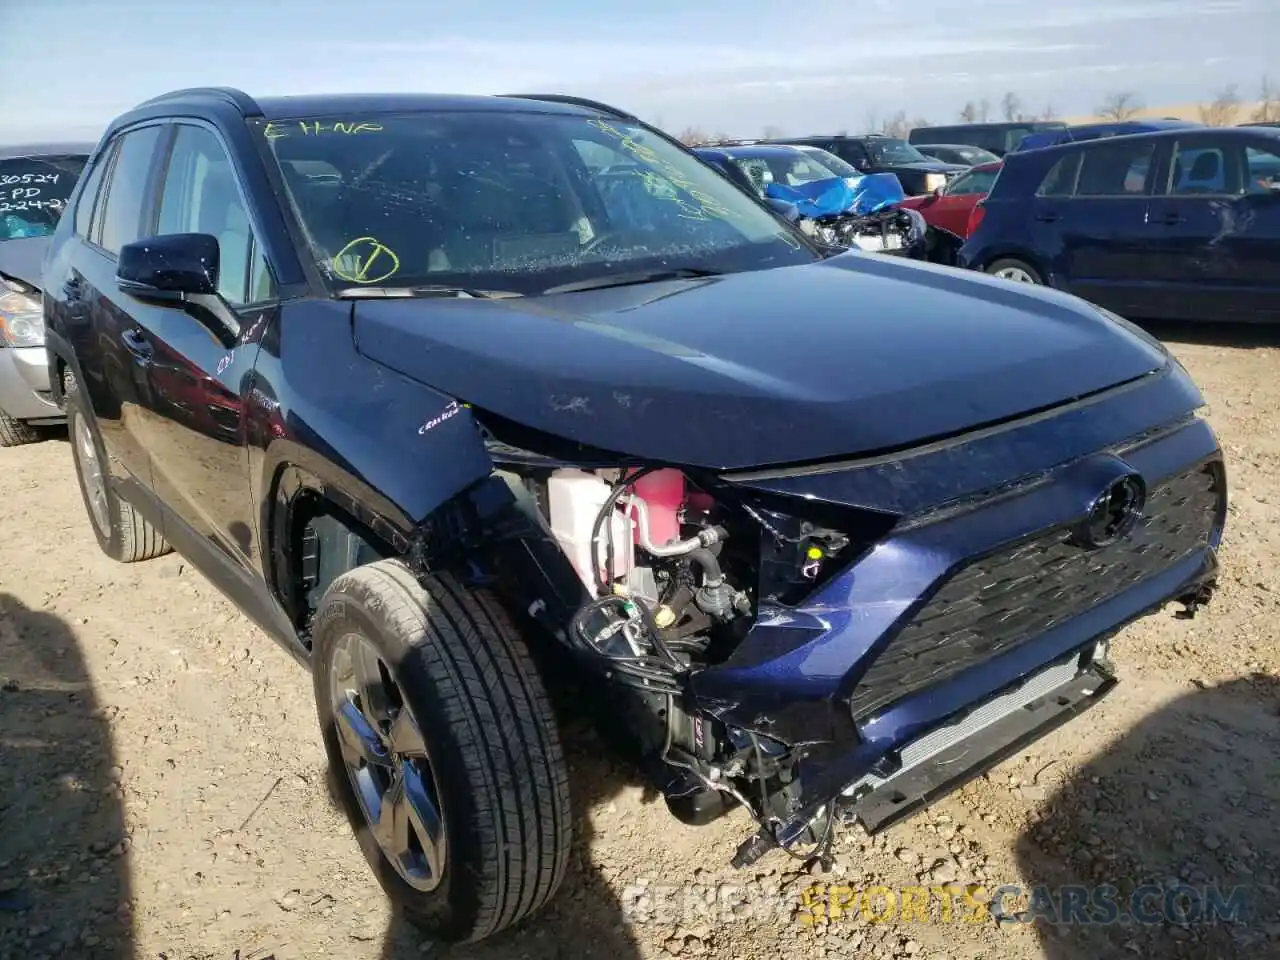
[2,322,1279,960]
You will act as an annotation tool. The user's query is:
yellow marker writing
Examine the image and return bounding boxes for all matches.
[331,237,401,285]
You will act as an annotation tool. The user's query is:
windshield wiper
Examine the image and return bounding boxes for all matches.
[540,268,723,296]
[335,284,524,300]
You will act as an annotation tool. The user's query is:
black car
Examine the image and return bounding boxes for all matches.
[40,87,1226,945]
[912,143,1001,167]
[759,134,967,195]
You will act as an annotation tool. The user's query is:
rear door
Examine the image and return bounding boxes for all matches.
[61,123,167,499]
[1236,139,1280,320]
[1053,137,1160,315]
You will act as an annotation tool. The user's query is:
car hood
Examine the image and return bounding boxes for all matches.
[887,160,969,174]
[0,236,49,289]
[352,254,1168,471]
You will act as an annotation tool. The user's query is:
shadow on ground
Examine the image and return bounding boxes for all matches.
[1015,673,1280,958]
[0,593,132,960]
[1138,319,1280,349]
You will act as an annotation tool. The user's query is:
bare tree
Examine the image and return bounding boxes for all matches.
[959,101,978,122]
[761,124,786,139]
[1253,76,1280,123]
[910,116,931,132]
[1038,104,1059,121]
[1096,91,1143,121]
[879,110,911,138]
[1001,91,1024,122]
[978,99,991,123]
[677,126,710,146]
[1198,84,1240,126]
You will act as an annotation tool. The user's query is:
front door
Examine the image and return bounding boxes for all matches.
[128,121,279,570]
[65,124,167,498]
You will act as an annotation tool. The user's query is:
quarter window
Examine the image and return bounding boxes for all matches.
[155,125,274,306]
[97,126,163,256]
[1075,141,1155,197]
[1037,153,1081,197]
[73,151,108,239]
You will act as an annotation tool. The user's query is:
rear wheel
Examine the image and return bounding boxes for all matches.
[312,559,572,943]
[64,371,170,563]
[986,257,1043,285]
[0,410,40,447]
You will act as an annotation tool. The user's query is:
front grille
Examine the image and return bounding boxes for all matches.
[847,462,1222,720]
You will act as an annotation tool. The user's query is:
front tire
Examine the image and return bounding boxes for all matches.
[985,257,1044,284]
[64,371,170,563]
[0,410,41,447]
[312,560,572,943]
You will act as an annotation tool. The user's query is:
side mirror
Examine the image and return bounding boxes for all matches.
[765,197,801,222]
[117,233,219,302]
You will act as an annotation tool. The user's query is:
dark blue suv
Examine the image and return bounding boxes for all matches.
[41,87,1226,944]
[959,127,1280,322]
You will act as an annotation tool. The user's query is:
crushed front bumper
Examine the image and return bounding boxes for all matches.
[841,643,1117,833]
[0,344,61,424]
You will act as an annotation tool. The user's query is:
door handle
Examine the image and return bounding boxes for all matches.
[1034,212,1061,223]
[1160,212,1186,225]
[121,328,153,363]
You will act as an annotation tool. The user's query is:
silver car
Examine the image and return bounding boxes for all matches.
[1,141,93,445]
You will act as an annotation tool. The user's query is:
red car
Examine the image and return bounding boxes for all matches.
[900,160,1002,239]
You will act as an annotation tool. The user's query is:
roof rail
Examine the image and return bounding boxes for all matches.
[133,86,262,117]
[500,93,637,121]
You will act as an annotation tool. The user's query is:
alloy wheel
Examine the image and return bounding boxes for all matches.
[992,265,1038,284]
[329,632,447,892]
[74,414,110,536]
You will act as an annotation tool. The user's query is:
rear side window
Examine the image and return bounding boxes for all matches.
[947,167,999,196]
[1075,141,1155,197]
[73,152,108,238]
[1037,153,1082,197]
[97,125,164,256]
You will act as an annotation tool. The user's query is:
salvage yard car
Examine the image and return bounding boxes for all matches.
[759,133,967,195]
[959,126,1280,322]
[42,88,1226,944]
[0,141,92,445]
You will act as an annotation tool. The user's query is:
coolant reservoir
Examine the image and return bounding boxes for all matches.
[547,469,634,590]
[631,469,685,548]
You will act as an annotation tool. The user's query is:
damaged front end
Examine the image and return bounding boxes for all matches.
[407,374,1226,870]
[765,173,927,257]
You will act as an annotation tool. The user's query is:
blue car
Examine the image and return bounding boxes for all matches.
[42,87,1225,943]
[959,125,1280,322]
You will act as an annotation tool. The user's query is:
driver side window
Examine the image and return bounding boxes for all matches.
[156,125,275,306]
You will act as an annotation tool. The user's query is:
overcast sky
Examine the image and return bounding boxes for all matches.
[1,0,1274,143]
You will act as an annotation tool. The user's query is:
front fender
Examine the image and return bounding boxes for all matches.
[248,300,495,584]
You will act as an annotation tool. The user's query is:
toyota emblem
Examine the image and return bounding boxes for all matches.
[1072,474,1146,549]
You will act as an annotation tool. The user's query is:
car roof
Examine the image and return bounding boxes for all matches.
[0,141,97,160]
[104,88,640,143]
[913,143,996,151]
[706,143,810,159]
[1010,123,1280,162]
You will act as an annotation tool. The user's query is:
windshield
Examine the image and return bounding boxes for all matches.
[254,111,818,295]
[866,139,931,165]
[0,155,87,241]
[797,147,860,179]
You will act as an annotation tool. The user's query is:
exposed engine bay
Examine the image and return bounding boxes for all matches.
[807,205,928,256]
[525,465,856,863]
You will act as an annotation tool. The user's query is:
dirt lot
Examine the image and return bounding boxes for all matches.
[3,322,1280,960]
